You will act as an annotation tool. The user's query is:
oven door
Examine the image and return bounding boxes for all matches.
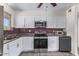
[34,38,48,49]
[34,39,40,49]
[40,39,48,49]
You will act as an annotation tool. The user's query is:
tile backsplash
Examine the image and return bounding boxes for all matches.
[4,28,66,40]
[4,28,65,34]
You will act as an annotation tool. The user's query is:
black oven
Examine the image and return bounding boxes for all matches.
[34,33,48,49]
[34,38,48,49]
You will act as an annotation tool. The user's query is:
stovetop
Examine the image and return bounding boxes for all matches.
[34,34,48,37]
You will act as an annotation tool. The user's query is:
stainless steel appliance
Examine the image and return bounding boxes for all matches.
[34,33,48,53]
[34,21,48,53]
[35,21,47,28]
[59,36,71,52]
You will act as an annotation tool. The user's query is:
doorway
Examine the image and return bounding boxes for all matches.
[0,6,3,55]
[77,16,79,55]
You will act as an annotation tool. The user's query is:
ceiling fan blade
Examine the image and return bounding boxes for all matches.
[37,3,43,8]
[50,3,57,7]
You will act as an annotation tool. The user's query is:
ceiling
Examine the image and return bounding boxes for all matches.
[7,3,76,12]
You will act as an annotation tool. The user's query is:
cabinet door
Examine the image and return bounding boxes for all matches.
[15,16,24,28]
[47,17,56,28]
[3,43,9,56]
[56,17,66,28]
[8,38,23,56]
[15,38,23,55]
[35,16,41,21]
[25,16,34,28]
[40,16,47,21]
[23,37,34,51]
[9,40,17,56]
[48,36,59,51]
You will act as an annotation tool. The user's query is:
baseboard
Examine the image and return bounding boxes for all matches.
[19,50,34,56]
[0,53,2,56]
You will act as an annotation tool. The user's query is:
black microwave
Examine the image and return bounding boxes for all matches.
[35,21,47,28]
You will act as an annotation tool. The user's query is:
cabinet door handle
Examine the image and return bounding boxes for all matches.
[17,43,19,48]
[5,53,8,55]
[7,44,9,50]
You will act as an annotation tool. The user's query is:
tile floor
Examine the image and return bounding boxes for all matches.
[20,51,74,56]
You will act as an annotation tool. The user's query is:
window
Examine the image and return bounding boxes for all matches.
[3,12,11,30]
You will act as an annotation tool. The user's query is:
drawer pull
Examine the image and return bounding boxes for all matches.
[7,44,9,50]
[17,43,19,48]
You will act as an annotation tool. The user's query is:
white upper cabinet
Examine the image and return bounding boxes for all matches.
[15,16,25,28]
[15,16,34,28]
[35,16,47,21]
[47,17,66,28]
[47,17,56,28]
[55,17,66,28]
[15,15,66,28]
[34,16,40,21]
[24,16,34,28]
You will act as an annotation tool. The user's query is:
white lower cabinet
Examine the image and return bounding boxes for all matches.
[3,36,59,56]
[3,43,9,56]
[3,37,34,56]
[3,38,23,56]
[15,38,23,56]
[9,40,17,56]
[48,36,59,51]
[22,37,34,51]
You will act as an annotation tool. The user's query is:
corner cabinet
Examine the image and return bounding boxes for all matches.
[3,40,17,56]
[3,38,23,56]
[3,37,34,56]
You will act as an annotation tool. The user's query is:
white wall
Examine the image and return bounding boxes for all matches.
[15,10,65,16]
[66,5,78,55]
[76,5,79,48]
[78,18,79,47]
[0,3,15,27]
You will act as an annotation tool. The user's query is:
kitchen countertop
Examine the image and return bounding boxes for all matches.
[3,36,34,44]
[3,36,60,44]
[3,37,20,44]
[3,33,66,44]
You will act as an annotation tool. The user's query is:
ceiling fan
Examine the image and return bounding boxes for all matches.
[37,3,57,8]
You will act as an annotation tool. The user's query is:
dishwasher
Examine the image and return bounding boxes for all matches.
[59,36,71,52]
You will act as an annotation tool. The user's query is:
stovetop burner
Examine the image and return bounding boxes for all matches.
[34,34,47,37]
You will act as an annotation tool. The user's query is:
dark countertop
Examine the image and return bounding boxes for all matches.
[3,33,66,44]
[3,36,34,44]
[3,33,34,44]
[3,37,19,44]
